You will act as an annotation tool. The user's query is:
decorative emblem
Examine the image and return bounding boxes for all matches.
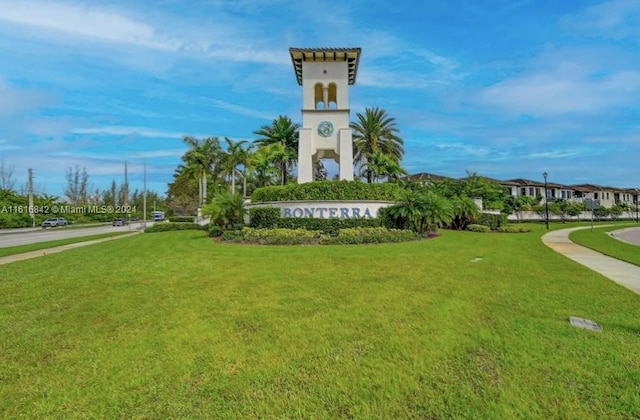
[317,121,334,138]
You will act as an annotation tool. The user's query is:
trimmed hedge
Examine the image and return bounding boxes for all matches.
[272,217,383,235]
[169,216,195,223]
[467,224,491,233]
[243,227,321,245]
[249,207,281,229]
[251,180,403,202]
[226,226,421,245]
[476,213,508,230]
[322,227,420,244]
[145,223,207,233]
[497,225,532,233]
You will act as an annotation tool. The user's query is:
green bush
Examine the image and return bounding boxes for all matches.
[224,226,421,245]
[497,225,532,233]
[321,227,420,244]
[221,230,244,242]
[378,206,412,230]
[476,213,508,230]
[145,223,206,233]
[208,225,224,237]
[275,217,383,235]
[241,227,322,245]
[467,224,491,233]
[251,180,403,202]
[169,216,195,223]
[249,207,281,228]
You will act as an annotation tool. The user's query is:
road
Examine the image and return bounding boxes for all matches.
[0,223,148,248]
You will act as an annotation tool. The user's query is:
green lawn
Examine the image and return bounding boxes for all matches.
[1,227,639,418]
[570,224,640,267]
[0,232,131,258]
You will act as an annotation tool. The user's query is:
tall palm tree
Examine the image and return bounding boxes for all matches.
[358,150,408,183]
[249,145,279,188]
[221,137,249,195]
[350,107,404,183]
[254,115,300,185]
[182,136,221,207]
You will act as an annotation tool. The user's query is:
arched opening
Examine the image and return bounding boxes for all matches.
[328,83,337,109]
[314,83,324,109]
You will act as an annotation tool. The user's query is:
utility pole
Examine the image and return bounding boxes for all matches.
[143,159,147,229]
[123,160,129,208]
[28,168,34,228]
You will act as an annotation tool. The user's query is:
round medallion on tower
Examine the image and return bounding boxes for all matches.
[317,121,334,138]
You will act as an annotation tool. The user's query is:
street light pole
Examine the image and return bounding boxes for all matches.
[543,172,549,230]
[635,188,639,223]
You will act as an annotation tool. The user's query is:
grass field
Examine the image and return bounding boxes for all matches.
[570,224,640,267]
[1,225,639,418]
[0,232,131,258]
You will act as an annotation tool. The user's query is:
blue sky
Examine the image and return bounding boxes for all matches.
[1,0,639,198]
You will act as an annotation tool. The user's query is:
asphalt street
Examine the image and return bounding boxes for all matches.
[0,223,148,247]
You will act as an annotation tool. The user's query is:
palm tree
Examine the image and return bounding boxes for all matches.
[350,107,404,183]
[450,195,480,230]
[182,136,221,207]
[358,150,408,183]
[202,190,245,229]
[388,190,452,234]
[249,145,279,188]
[254,115,300,185]
[221,137,249,195]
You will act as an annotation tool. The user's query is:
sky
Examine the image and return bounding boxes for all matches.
[1,0,639,198]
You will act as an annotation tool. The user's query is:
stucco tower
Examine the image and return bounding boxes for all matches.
[290,47,361,183]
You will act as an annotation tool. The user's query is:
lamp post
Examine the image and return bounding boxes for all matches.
[543,172,549,230]
[635,188,639,223]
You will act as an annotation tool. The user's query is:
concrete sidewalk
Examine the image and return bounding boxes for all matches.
[0,232,140,266]
[542,227,640,295]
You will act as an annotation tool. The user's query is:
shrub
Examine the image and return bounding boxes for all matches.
[208,225,224,237]
[202,191,245,228]
[169,216,195,223]
[241,227,322,245]
[220,226,421,245]
[249,207,281,228]
[467,224,491,233]
[476,213,508,230]
[378,206,411,230]
[145,223,206,233]
[251,180,403,202]
[497,225,532,233]
[221,229,244,242]
[321,227,420,245]
[275,217,383,235]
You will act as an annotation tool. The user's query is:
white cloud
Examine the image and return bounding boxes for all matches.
[476,48,640,116]
[433,142,493,158]
[0,77,57,116]
[0,1,178,51]
[71,126,187,139]
[563,0,640,40]
[0,0,286,66]
[207,99,276,121]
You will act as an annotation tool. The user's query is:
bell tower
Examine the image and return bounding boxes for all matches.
[289,47,361,183]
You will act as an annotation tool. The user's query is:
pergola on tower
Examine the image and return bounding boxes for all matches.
[289,47,361,183]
